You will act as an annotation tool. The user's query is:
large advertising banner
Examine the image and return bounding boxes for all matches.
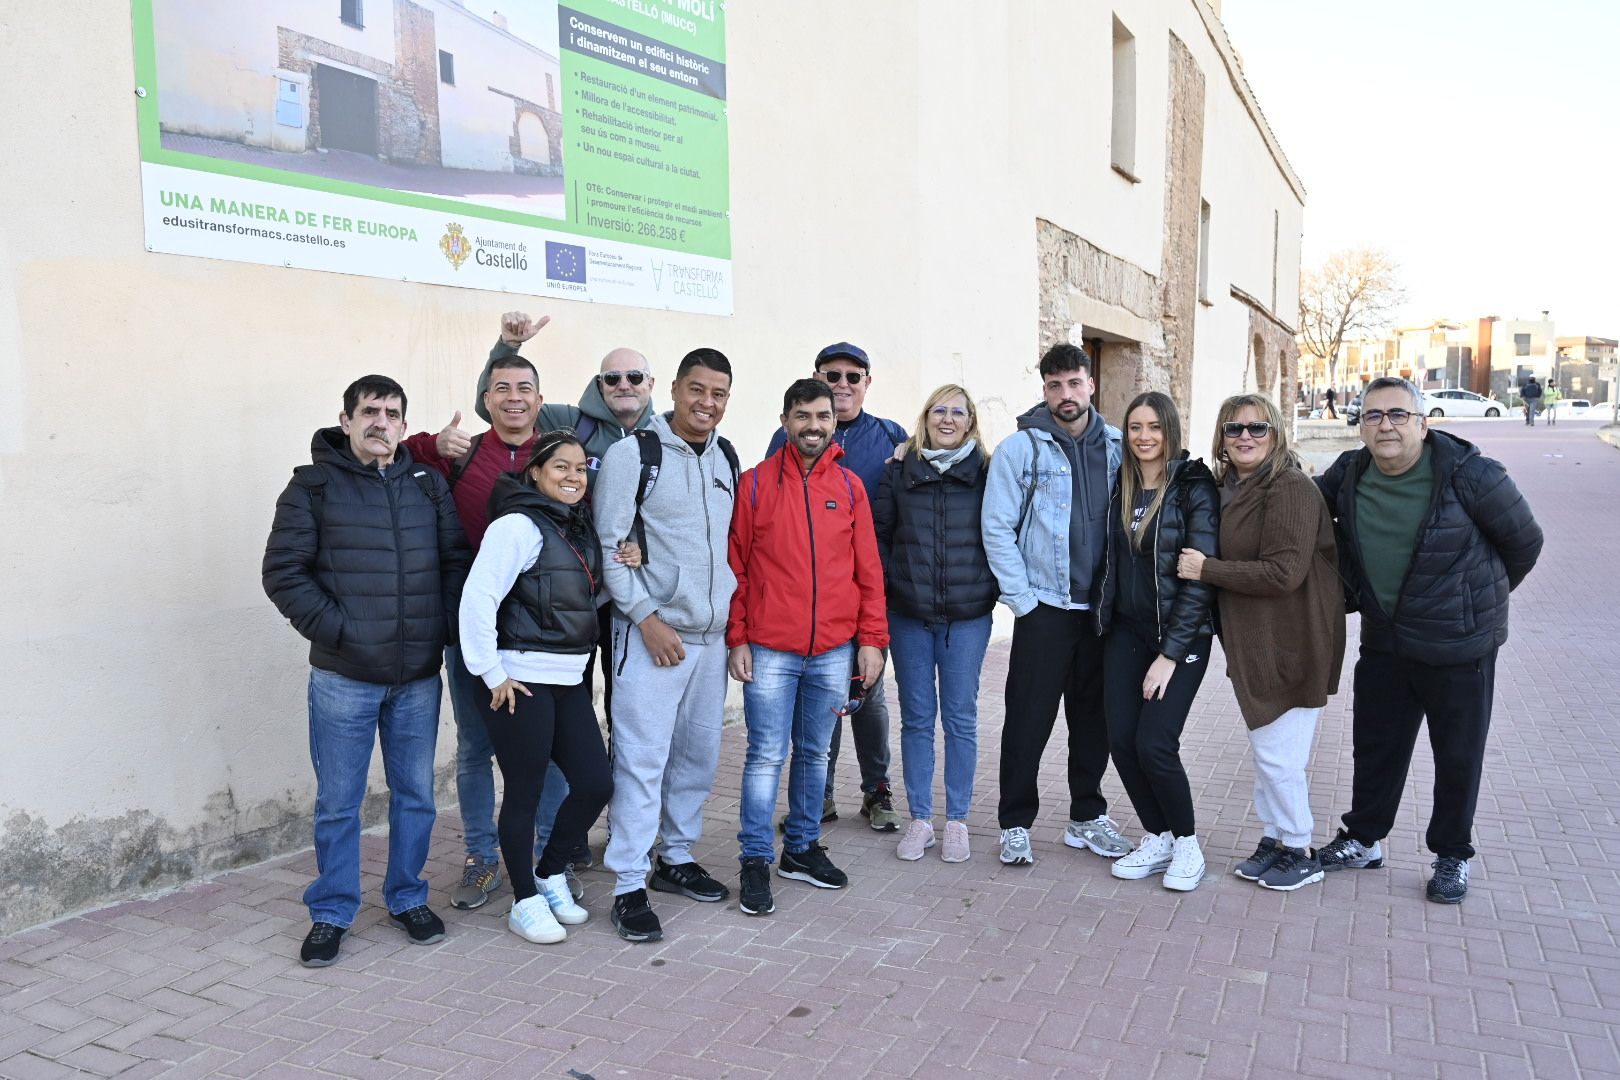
[130,0,731,314]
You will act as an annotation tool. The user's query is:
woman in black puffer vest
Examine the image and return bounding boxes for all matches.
[458,431,623,945]
[872,385,998,864]
[1095,391,1219,892]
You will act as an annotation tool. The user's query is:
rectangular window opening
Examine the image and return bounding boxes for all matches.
[439,50,456,86]
[340,0,363,29]
[1111,16,1137,178]
[1198,200,1212,304]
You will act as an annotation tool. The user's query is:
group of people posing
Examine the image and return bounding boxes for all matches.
[263,313,1542,969]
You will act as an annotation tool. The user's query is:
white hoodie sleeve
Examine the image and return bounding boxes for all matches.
[457,514,542,689]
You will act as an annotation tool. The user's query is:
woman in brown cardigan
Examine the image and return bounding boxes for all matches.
[1175,394,1345,891]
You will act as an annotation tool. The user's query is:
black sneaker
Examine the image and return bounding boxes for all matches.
[1233,836,1282,881]
[738,857,774,915]
[299,922,345,967]
[1314,828,1384,871]
[1257,847,1324,892]
[611,889,664,942]
[1426,857,1470,904]
[388,905,446,945]
[566,840,597,870]
[778,844,848,889]
[650,857,730,902]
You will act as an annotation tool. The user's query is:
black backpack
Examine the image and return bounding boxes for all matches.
[628,428,740,563]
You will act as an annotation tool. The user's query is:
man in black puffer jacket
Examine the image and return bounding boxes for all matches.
[263,375,470,967]
[1313,377,1542,905]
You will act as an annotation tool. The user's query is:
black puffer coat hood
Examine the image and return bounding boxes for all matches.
[872,445,997,624]
[262,428,470,685]
[1316,428,1542,664]
[1095,453,1220,661]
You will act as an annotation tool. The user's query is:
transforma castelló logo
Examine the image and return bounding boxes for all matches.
[439,223,471,269]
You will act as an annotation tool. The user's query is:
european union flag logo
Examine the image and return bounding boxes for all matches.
[545,241,587,283]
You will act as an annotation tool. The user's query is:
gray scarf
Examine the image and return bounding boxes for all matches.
[920,439,977,474]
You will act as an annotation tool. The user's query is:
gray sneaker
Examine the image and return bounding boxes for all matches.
[1257,846,1323,891]
[1063,816,1131,857]
[999,826,1035,865]
[1233,836,1283,881]
[451,856,501,910]
[1315,829,1384,871]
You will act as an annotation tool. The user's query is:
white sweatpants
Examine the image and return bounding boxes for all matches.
[1246,706,1321,849]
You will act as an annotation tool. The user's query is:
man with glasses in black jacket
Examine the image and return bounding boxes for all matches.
[1314,377,1542,904]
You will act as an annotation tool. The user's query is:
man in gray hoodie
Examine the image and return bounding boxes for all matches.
[980,343,1131,866]
[592,348,739,942]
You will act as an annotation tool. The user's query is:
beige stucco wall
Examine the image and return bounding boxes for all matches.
[0,0,1302,931]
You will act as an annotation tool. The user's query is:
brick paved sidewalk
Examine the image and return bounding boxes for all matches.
[3,422,1617,1078]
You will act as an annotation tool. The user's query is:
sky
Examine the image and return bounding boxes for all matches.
[1220,0,1619,338]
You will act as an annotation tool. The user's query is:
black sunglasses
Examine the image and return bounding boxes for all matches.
[598,370,648,387]
[817,370,867,385]
[833,674,868,717]
[1221,421,1272,439]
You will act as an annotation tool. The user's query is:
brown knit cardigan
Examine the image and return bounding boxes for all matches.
[1199,464,1345,729]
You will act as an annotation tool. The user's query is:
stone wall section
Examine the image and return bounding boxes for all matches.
[493,90,565,176]
[1153,31,1205,412]
[275,0,443,166]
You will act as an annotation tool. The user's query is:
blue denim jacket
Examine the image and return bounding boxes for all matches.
[981,411,1123,617]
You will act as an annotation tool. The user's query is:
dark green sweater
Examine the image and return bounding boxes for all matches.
[1354,443,1433,615]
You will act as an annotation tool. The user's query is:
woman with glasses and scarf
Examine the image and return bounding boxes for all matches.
[1174,395,1345,891]
[871,385,998,863]
[459,430,636,944]
[1095,391,1219,891]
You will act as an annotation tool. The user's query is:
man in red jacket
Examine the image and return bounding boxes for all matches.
[727,379,888,916]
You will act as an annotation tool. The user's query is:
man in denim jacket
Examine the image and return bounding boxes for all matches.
[980,343,1129,866]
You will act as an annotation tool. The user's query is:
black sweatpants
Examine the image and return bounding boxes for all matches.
[998,604,1111,829]
[483,678,613,900]
[1101,621,1209,838]
[1342,646,1497,860]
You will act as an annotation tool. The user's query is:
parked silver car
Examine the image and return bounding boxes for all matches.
[1421,389,1504,418]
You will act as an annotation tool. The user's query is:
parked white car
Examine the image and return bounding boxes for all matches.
[1420,389,1505,418]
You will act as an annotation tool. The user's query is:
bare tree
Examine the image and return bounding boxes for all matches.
[1298,248,1405,391]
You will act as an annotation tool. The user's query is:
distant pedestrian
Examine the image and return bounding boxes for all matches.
[1544,384,1562,425]
[1323,386,1338,420]
[263,375,470,968]
[1095,392,1219,892]
[872,385,997,864]
[1315,377,1542,904]
[1177,394,1344,892]
[1521,376,1542,426]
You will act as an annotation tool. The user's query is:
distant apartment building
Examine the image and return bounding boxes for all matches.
[1556,336,1618,403]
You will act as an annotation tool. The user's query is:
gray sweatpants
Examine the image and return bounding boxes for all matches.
[604,616,728,896]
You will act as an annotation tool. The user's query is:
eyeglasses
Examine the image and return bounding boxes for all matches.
[1359,408,1414,427]
[833,674,868,717]
[598,370,648,387]
[817,370,867,385]
[1221,421,1272,439]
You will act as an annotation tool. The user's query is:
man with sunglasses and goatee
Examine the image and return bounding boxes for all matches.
[1314,376,1541,904]
[765,343,909,834]
[407,311,659,913]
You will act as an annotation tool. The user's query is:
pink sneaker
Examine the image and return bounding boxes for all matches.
[940,821,971,863]
[896,819,935,861]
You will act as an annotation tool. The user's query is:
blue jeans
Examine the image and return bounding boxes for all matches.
[447,645,566,862]
[304,668,440,927]
[737,641,854,861]
[890,613,993,822]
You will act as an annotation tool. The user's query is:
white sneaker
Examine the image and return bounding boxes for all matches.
[508,895,566,943]
[535,872,590,925]
[1111,832,1173,880]
[1163,835,1207,892]
[896,819,936,861]
[999,827,1035,865]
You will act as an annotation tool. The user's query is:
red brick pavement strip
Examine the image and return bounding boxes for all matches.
[2,422,1619,1079]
